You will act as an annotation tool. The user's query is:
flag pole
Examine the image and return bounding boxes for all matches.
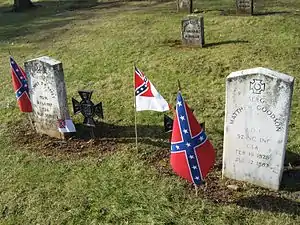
[56,116,63,140]
[194,184,198,197]
[133,64,138,149]
[177,79,182,92]
[27,113,35,131]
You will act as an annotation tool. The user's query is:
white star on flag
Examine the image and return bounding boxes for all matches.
[180,115,185,121]
[183,129,188,134]
[186,142,191,147]
[177,101,182,107]
[199,136,204,141]
[176,145,180,150]
[189,155,194,159]
[192,166,197,170]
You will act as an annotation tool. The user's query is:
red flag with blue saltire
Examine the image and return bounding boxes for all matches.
[10,57,32,112]
[170,91,215,185]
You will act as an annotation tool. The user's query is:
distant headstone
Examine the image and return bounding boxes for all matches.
[182,15,204,47]
[25,56,71,139]
[177,0,190,12]
[223,67,294,190]
[236,0,253,15]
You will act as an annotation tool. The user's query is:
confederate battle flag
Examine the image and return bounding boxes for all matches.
[170,92,215,185]
[134,67,169,112]
[10,57,32,112]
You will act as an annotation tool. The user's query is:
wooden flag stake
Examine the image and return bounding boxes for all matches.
[194,184,198,197]
[27,114,35,131]
[133,64,138,149]
[177,79,182,91]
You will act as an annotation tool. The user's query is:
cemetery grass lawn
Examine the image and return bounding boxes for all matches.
[1,0,300,224]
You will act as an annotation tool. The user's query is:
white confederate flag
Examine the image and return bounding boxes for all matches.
[134,67,169,112]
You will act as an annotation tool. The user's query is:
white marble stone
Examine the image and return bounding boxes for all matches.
[222,67,294,190]
[25,56,71,139]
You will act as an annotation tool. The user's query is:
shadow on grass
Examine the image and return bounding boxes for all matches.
[162,39,248,48]
[281,151,300,192]
[0,0,174,43]
[253,11,292,16]
[204,40,249,47]
[0,0,123,42]
[235,195,300,216]
[220,9,296,17]
[74,121,171,148]
[0,0,120,13]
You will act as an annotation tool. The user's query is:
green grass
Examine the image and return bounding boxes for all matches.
[0,0,300,224]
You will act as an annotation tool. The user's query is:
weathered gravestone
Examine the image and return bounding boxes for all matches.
[25,56,71,139]
[222,67,294,190]
[177,0,191,13]
[236,0,253,15]
[182,15,204,47]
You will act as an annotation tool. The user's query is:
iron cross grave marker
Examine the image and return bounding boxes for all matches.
[72,90,103,127]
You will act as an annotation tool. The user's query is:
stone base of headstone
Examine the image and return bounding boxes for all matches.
[25,56,72,140]
[181,15,204,47]
[236,0,253,15]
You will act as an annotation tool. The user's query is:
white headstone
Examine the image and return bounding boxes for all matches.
[25,56,71,139]
[222,67,294,190]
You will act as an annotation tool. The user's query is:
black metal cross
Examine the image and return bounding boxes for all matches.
[72,90,103,127]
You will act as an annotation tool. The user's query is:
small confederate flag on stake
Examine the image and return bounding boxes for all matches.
[57,119,76,133]
[170,92,215,185]
[134,67,169,112]
[10,57,32,112]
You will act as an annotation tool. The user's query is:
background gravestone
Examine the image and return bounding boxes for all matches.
[236,0,253,15]
[177,0,192,13]
[223,67,294,190]
[181,15,204,47]
[25,56,71,139]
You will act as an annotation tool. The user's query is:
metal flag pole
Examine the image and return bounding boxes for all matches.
[133,64,138,149]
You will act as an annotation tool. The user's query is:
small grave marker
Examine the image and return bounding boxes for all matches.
[25,56,71,139]
[72,90,103,127]
[236,0,253,15]
[181,15,204,47]
[222,67,294,190]
[177,0,191,13]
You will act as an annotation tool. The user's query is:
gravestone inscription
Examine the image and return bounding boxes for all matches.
[25,56,71,139]
[182,15,204,47]
[236,0,253,15]
[222,67,294,190]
